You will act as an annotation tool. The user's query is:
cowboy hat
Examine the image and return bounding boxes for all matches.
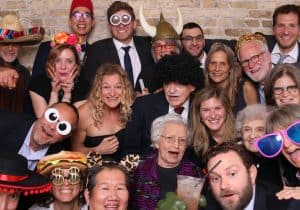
[0,14,44,45]
[0,153,51,195]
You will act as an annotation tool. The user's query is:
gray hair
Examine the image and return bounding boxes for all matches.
[150,113,190,147]
[151,39,182,62]
[235,104,271,138]
[237,39,269,61]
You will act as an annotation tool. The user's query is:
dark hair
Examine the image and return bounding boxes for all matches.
[86,163,130,196]
[273,4,300,27]
[180,22,204,39]
[107,1,135,22]
[155,53,204,91]
[264,64,300,106]
[205,142,254,169]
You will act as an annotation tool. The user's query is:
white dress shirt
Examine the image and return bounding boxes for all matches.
[244,186,256,210]
[271,42,299,64]
[113,38,142,86]
[18,123,49,170]
[168,99,190,123]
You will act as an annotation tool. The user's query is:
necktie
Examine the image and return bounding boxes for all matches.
[277,54,289,64]
[174,107,184,115]
[122,46,134,86]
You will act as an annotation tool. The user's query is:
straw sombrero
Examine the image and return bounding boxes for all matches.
[0,153,51,195]
[0,14,44,45]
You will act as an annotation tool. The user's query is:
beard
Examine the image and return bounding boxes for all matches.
[214,175,253,210]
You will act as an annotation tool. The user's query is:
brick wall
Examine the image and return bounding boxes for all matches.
[0,0,299,69]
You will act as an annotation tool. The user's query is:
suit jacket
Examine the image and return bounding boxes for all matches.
[31,41,90,77]
[205,182,297,210]
[265,35,300,67]
[123,92,169,156]
[0,111,65,155]
[82,36,155,92]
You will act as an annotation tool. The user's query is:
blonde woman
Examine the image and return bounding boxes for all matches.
[71,63,133,160]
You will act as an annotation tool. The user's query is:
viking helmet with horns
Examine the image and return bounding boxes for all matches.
[139,6,183,42]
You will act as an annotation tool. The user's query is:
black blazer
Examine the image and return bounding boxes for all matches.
[123,92,169,157]
[82,36,155,92]
[0,111,65,155]
[205,182,297,210]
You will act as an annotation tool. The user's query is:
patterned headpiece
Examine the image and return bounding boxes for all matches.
[235,33,267,53]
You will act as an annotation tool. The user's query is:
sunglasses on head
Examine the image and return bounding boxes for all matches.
[255,120,300,158]
[51,167,81,186]
[44,108,72,136]
[109,14,132,26]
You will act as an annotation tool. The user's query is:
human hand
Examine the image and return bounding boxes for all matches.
[276,186,300,200]
[60,66,78,94]
[97,135,119,155]
[0,67,19,89]
[48,64,61,92]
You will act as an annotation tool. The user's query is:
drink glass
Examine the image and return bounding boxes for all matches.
[176,175,205,210]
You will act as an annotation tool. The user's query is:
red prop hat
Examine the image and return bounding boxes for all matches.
[70,0,94,16]
[0,154,51,195]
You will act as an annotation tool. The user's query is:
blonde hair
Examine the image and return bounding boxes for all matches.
[190,88,235,156]
[88,63,133,127]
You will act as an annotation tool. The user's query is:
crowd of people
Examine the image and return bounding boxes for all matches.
[0,0,300,209]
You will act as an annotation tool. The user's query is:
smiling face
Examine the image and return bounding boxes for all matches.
[207,151,256,210]
[0,43,20,64]
[54,48,78,83]
[273,124,300,168]
[109,10,137,44]
[273,75,300,106]
[163,82,195,108]
[51,168,82,203]
[181,27,205,57]
[208,51,230,87]
[101,74,123,109]
[200,97,226,133]
[238,41,271,84]
[69,6,94,40]
[242,119,266,152]
[85,168,129,210]
[273,12,300,54]
[155,122,187,168]
[31,103,77,150]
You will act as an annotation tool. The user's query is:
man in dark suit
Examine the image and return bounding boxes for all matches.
[267,4,300,66]
[0,102,79,170]
[82,1,154,94]
[31,0,95,77]
[123,54,204,157]
[205,142,299,210]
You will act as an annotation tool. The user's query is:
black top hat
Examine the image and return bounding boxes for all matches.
[0,154,51,195]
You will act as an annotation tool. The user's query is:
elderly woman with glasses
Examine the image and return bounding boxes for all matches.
[131,113,199,210]
[256,104,300,200]
[235,104,281,186]
[29,151,88,210]
[265,64,300,107]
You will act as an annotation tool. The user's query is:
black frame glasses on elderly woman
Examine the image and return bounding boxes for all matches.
[44,108,72,136]
[109,14,132,26]
[160,135,187,146]
[51,167,81,186]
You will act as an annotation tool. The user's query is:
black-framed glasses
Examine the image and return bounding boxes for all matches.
[160,135,187,146]
[51,167,81,186]
[240,51,265,68]
[273,85,298,95]
[109,14,132,26]
[181,35,204,42]
[71,12,92,20]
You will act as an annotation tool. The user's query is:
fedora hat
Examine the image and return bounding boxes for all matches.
[0,153,51,195]
[0,14,44,45]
